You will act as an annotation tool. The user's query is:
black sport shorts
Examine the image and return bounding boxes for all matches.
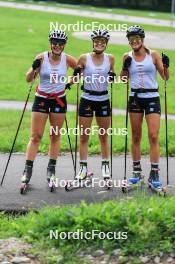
[32,96,67,114]
[79,97,111,117]
[128,96,161,115]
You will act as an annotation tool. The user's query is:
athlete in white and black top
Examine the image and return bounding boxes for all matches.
[70,29,115,180]
[120,25,169,187]
[21,30,77,184]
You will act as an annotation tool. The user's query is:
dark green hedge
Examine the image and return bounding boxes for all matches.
[44,0,171,12]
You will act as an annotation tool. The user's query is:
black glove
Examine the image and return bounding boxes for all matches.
[108,71,116,82]
[65,83,71,90]
[73,66,82,76]
[123,56,132,71]
[162,53,169,68]
[32,59,41,70]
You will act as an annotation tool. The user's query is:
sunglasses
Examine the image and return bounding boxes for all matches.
[128,35,141,43]
[93,38,107,44]
[50,40,66,46]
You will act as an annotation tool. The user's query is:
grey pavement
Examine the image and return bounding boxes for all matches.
[0,154,174,211]
[0,1,174,27]
[1,100,175,120]
[73,31,175,50]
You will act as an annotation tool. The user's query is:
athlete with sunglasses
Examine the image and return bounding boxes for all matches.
[120,25,169,188]
[69,29,115,181]
[20,30,77,190]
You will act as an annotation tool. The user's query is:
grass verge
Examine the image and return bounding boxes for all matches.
[0,6,175,113]
[0,197,175,263]
[0,110,175,156]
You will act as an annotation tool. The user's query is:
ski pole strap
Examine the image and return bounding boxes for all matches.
[36,88,65,107]
[82,88,108,96]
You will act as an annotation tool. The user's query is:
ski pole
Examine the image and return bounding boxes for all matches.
[162,54,169,185]
[110,82,113,178]
[124,77,129,180]
[1,81,34,186]
[74,81,80,178]
[65,117,75,173]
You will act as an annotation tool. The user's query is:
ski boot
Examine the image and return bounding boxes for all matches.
[148,169,166,196]
[75,162,88,181]
[129,171,142,185]
[122,168,144,193]
[47,164,58,192]
[20,165,33,194]
[102,161,112,189]
[65,162,93,191]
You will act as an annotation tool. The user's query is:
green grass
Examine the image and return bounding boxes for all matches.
[1,197,175,263]
[0,110,175,156]
[0,6,175,113]
[6,0,175,20]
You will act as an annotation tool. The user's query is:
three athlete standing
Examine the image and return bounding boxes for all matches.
[20,25,170,191]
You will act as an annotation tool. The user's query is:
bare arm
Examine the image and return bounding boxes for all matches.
[26,53,43,82]
[109,54,115,72]
[152,50,169,81]
[66,55,77,69]
[120,53,129,82]
[69,54,86,85]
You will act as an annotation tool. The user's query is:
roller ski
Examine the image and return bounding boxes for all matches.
[148,169,167,197]
[65,162,93,192]
[20,165,32,194]
[47,164,58,192]
[122,171,144,193]
[102,161,112,190]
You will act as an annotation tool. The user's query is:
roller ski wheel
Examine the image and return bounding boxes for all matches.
[122,176,145,194]
[48,176,58,192]
[20,182,31,194]
[103,177,112,190]
[65,172,93,192]
[148,182,167,197]
[20,165,32,195]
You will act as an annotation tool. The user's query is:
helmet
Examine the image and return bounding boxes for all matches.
[126,25,145,39]
[91,29,110,41]
[48,30,68,42]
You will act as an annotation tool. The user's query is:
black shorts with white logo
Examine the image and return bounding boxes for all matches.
[79,97,111,117]
[32,96,67,114]
[128,96,161,115]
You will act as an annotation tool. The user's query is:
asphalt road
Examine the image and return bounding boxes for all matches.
[0,154,174,211]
